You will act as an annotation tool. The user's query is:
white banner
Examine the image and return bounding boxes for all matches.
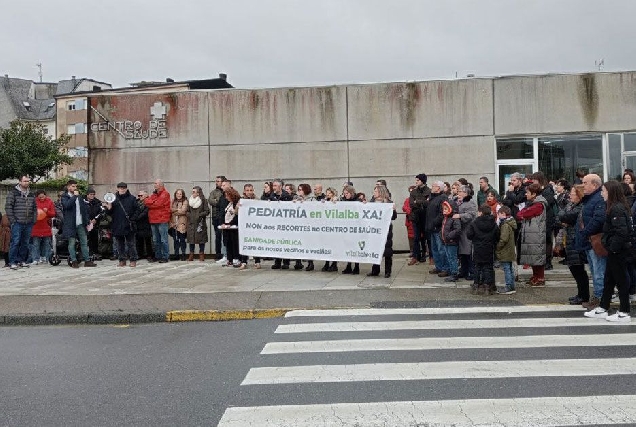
[238,200,394,263]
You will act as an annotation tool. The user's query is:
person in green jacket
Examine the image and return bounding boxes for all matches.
[496,206,517,294]
[477,176,500,207]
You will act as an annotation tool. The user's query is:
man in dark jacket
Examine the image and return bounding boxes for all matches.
[425,181,449,277]
[208,175,226,260]
[575,174,606,309]
[467,204,501,295]
[502,172,528,264]
[476,176,500,207]
[61,180,96,268]
[408,173,431,265]
[84,187,104,260]
[106,182,139,267]
[135,190,153,261]
[269,179,293,270]
[5,175,37,269]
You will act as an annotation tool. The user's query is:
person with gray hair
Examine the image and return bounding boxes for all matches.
[453,184,477,280]
[425,180,450,277]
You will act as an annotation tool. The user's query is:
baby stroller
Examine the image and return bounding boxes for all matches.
[48,218,88,266]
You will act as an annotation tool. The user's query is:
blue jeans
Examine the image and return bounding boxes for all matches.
[31,236,52,262]
[586,249,607,299]
[9,222,34,265]
[501,261,515,288]
[432,231,449,272]
[68,225,90,262]
[443,244,458,275]
[151,223,169,261]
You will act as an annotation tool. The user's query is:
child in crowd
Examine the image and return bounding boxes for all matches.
[467,204,500,295]
[495,206,517,294]
[441,200,462,282]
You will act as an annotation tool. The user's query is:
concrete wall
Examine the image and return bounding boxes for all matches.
[86,72,636,253]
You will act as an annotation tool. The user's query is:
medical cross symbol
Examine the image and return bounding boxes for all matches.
[150,102,166,119]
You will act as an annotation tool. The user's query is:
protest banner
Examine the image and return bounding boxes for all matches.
[238,200,395,263]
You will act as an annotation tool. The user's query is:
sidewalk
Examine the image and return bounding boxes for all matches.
[0,254,579,325]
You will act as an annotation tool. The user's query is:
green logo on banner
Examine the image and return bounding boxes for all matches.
[358,241,366,250]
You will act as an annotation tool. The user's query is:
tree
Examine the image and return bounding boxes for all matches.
[0,120,73,182]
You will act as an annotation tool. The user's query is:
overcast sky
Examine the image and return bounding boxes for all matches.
[2,0,636,89]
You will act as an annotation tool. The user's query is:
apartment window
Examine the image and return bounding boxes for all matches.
[67,101,76,111]
[67,124,76,135]
[67,123,86,135]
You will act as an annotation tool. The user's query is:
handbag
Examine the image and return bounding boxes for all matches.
[590,233,608,257]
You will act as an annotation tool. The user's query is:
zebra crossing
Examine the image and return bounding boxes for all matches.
[218,305,636,426]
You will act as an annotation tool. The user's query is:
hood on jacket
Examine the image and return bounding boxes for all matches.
[502,216,518,230]
[474,214,497,233]
[441,200,453,216]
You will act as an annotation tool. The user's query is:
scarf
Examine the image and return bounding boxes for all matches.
[188,195,202,209]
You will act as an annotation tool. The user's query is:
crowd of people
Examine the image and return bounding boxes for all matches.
[2,170,635,321]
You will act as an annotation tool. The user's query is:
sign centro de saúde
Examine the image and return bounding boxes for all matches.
[238,199,394,264]
[90,101,168,140]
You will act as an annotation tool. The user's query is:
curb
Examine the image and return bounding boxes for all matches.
[1,312,166,326]
[165,309,290,322]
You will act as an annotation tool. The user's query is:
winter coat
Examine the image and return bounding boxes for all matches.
[380,205,398,258]
[186,197,210,244]
[457,196,477,255]
[425,192,445,234]
[477,184,499,208]
[541,185,557,234]
[5,185,37,225]
[0,213,10,253]
[502,184,527,219]
[144,188,171,224]
[208,187,224,219]
[402,197,414,238]
[170,199,189,234]
[574,187,606,252]
[517,195,547,266]
[496,217,517,262]
[269,190,293,201]
[107,190,139,237]
[467,214,500,264]
[85,197,104,223]
[135,200,152,238]
[559,201,586,266]
[61,192,90,238]
[441,214,461,245]
[602,203,633,256]
[31,197,56,237]
[408,185,431,225]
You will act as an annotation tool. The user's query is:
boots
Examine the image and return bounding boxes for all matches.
[305,260,314,271]
[294,260,304,270]
[367,264,380,277]
[199,252,205,262]
[384,257,392,278]
[328,261,338,272]
[352,263,360,275]
[188,253,194,262]
[342,263,353,274]
[321,261,330,272]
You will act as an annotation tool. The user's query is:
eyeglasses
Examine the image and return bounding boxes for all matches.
[137,195,143,197]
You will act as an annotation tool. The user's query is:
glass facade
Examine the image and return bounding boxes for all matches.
[538,135,602,183]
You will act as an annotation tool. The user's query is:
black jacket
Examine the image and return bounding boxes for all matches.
[5,185,37,225]
[85,197,105,224]
[503,184,527,219]
[135,200,152,238]
[409,185,431,225]
[467,214,500,264]
[602,203,633,256]
[541,185,557,233]
[107,190,139,237]
[269,190,293,201]
[425,192,445,233]
[558,201,585,266]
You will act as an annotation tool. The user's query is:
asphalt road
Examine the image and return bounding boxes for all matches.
[0,319,280,427]
[3,306,636,426]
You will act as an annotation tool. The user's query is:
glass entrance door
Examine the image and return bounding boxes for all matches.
[496,163,534,196]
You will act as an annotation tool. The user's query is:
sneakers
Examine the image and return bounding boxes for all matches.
[444,275,458,282]
[497,286,517,295]
[569,295,586,305]
[9,264,19,270]
[254,263,261,269]
[606,312,631,323]
[216,257,228,264]
[584,307,608,319]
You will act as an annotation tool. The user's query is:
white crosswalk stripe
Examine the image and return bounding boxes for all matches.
[218,306,636,426]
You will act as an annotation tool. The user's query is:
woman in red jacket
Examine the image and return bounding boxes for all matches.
[30,189,56,265]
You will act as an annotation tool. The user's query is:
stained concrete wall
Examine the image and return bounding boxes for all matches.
[495,72,636,135]
[87,72,636,253]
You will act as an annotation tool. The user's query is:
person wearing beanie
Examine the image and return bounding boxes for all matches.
[408,173,431,265]
[440,200,461,281]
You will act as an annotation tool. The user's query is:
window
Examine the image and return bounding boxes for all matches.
[67,101,76,111]
[67,124,76,135]
[538,135,602,183]
[496,138,534,160]
[75,123,85,134]
[74,99,85,110]
[22,101,30,110]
